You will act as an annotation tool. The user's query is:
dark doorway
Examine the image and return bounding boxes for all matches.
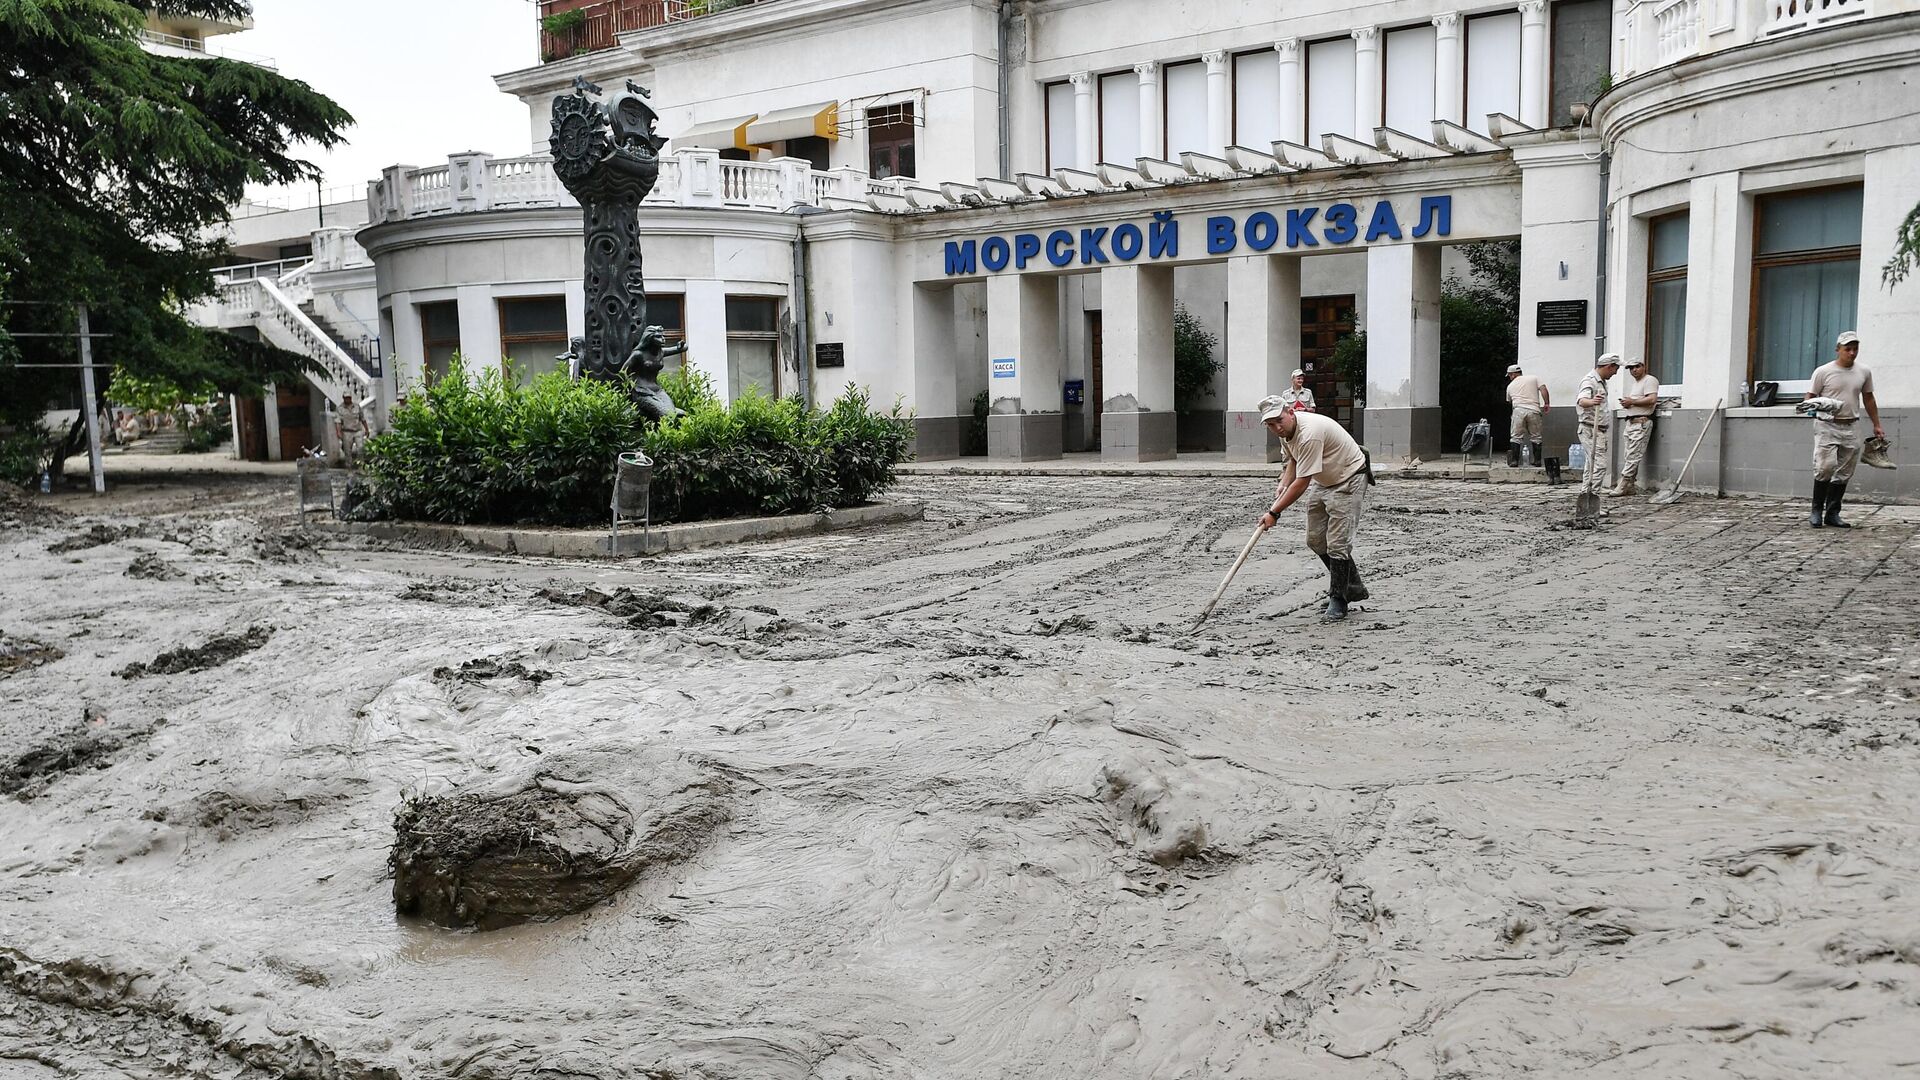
[1300,295,1357,433]
[1087,311,1104,451]
[275,382,312,461]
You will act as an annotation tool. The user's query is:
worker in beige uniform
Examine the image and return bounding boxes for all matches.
[1503,362,1549,467]
[1807,330,1884,528]
[1576,354,1621,495]
[1611,359,1659,496]
[1255,399,1373,621]
[1279,369,1316,414]
[334,393,370,468]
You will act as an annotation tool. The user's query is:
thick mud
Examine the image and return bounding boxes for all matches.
[2,471,1917,1078]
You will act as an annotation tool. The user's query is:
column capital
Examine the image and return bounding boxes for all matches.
[1432,11,1461,32]
[1518,0,1547,19]
[1068,70,1093,90]
[1351,25,1379,46]
[1133,60,1159,79]
[1202,50,1228,70]
[1275,37,1302,60]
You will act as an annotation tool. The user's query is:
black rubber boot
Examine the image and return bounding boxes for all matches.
[1506,444,1521,468]
[1824,481,1851,528]
[1810,480,1829,527]
[1324,557,1352,621]
[1317,552,1369,602]
[1532,442,1544,469]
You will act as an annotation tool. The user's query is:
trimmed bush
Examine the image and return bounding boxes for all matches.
[357,357,914,527]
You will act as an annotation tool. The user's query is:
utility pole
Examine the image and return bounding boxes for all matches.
[76,304,105,495]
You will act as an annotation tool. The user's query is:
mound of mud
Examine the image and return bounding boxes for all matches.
[431,657,553,687]
[116,625,272,679]
[255,527,323,563]
[143,784,354,841]
[390,748,730,930]
[538,585,710,629]
[124,552,184,580]
[46,523,138,553]
[0,481,62,530]
[2,716,144,799]
[0,634,63,677]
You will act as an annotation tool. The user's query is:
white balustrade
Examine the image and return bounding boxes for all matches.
[717,159,785,208]
[385,149,858,220]
[1762,0,1868,34]
[1654,0,1702,63]
[408,165,452,215]
[652,156,683,203]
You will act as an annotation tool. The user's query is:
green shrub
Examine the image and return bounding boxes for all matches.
[967,390,989,455]
[357,356,913,528]
[0,427,45,487]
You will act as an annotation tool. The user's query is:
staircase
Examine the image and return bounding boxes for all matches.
[298,300,383,378]
[206,262,375,410]
[126,430,188,455]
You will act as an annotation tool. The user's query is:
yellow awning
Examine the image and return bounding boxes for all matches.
[671,114,757,151]
[743,102,840,145]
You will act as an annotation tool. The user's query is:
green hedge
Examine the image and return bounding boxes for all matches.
[356,358,913,527]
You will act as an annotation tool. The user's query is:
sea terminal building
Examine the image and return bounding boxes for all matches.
[202,0,1920,501]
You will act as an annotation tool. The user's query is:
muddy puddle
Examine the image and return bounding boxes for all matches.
[1,472,1917,1077]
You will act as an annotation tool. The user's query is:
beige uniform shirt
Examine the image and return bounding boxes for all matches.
[1283,412,1367,487]
[1280,387,1316,413]
[1621,373,1659,417]
[1577,371,1611,428]
[1808,361,1874,420]
[1505,374,1546,414]
[338,402,368,436]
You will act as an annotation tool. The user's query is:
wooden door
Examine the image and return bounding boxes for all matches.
[1299,295,1357,433]
[276,383,312,461]
[1087,311,1104,451]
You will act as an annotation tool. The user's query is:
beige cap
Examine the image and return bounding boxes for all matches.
[1837,330,1860,346]
[1257,394,1290,423]
[1626,357,1647,368]
[1597,353,1622,368]
[1290,368,1305,378]
[1506,363,1523,375]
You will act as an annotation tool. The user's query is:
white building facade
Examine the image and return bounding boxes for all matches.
[208,0,1920,498]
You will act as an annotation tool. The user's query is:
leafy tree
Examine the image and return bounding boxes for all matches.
[1171,301,1220,412]
[0,0,351,479]
[1884,202,1920,289]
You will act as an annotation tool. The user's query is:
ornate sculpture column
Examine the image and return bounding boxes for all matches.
[1352,27,1381,139]
[1134,62,1162,161]
[1070,72,1096,171]
[1203,50,1231,155]
[549,80,674,417]
[1433,14,1464,127]
[1519,0,1549,127]
[1276,39,1304,145]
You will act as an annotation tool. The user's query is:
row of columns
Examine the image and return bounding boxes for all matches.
[1060,0,1550,171]
[947,243,1447,464]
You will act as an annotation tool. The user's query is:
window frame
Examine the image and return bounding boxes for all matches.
[1160,58,1206,159]
[1745,184,1864,392]
[865,102,916,180]
[1044,79,1071,173]
[1231,46,1279,149]
[496,295,570,383]
[725,295,782,398]
[1644,211,1688,390]
[418,300,460,384]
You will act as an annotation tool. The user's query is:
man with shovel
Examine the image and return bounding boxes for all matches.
[1256,397,1372,621]
[1577,354,1622,497]
[1806,330,1885,528]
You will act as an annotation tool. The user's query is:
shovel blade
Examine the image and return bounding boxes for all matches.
[1648,485,1682,505]
[1575,491,1599,518]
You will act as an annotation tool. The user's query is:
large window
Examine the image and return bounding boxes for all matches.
[498,296,569,384]
[726,297,780,398]
[866,103,915,179]
[1550,0,1611,127]
[1465,12,1521,135]
[1163,60,1207,157]
[1045,80,1076,172]
[1099,70,1140,164]
[418,301,459,384]
[1751,185,1862,384]
[1646,213,1688,386]
[1306,37,1356,140]
[1384,24,1437,135]
[1233,49,1280,148]
[649,293,686,374]
[785,135,830,171]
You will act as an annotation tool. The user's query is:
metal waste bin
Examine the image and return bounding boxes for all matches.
[296,456,334,521]
[610,450,652,554]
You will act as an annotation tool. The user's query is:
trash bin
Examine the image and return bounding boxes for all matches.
[611,450,652,554]
[297,456,334,521]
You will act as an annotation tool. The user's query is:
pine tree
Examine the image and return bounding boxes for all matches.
[0,0,352,477]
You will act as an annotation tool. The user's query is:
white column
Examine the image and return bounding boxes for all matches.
[1099,264,1177,461]
[1364,244,1444,461]
[1070,72,1095,170]
[1519,0,1549,128]
[1203,50,1231,155]
[1860,145,1920,398]
[261,382,281,462]
[1433,14,1464,127]
[1226,254,1301,462]
[1135,62,1162,160]
[986,273,1063,460]
[1352,28,1381,139]
[1276,38,1304,145]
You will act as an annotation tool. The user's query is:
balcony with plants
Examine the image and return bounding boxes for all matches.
[537,0,779,63]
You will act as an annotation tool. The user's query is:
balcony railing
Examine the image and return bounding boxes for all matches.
[1623,0,1879,74]
[1761,0,1869,33]
[136,27,277,68]
[1654,0,1703,62]
[368,149,881,223]
[537,0,779,62]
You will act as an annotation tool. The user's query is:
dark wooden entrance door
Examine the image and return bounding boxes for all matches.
[1087,311,1103,451]
[1299,295,1357,433]
[276,383,312,461]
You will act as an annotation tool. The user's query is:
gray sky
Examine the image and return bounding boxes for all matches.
[225,0,540,205]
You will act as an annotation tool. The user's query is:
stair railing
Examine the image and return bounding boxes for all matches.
[254,276,373,403]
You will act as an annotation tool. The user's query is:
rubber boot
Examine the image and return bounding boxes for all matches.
[1824,481,1851,528]
[1506,444,1520,468]
[1809,479,1829,527]
[1324,557,1352,621]
[1317,552,1370,602]
[1532,442,1545,470]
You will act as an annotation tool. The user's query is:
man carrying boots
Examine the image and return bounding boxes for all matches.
[1611,358,1659,496]
[1577,354,1621,496]
[1806,330,1884,528]
[1255,396,1372,621]
[1503,362,1549,467]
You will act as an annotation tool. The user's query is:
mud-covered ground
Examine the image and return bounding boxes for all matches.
[2,472,1917,1079]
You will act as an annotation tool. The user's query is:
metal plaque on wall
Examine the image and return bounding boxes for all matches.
[814,342,846,368]
[1535,300,1589,336]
